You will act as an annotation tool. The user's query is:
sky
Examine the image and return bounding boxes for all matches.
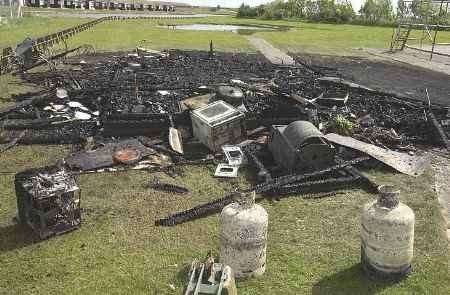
[175,0,368,11]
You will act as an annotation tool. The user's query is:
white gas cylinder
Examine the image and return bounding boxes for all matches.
[361,185,415,281]
[219,192,268,278]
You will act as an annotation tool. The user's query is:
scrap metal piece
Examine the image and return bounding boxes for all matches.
[56,88,68,99]
[65,138,154,171]
[269,121,335,172]
[15,37,36,68]
[180,94,212,111]
[15,166,81,240]
[315,92,349,107]
[168,113,184,155]
[325,133,429,176]
[169,127,184,154]
[215,164,239,178]
[113,149,142,165]
[184,257,237,295]
[222,145,246,166]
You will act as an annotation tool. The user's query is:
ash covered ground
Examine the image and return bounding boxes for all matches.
[2,50,448,151]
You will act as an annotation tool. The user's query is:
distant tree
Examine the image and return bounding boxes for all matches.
[360,0,378,24]
[378,0,394,20]
[256,4,266,17]
[336,1,355,22]
[359,0,393,24]
[237,3,257,18]
[317,0,337,21]
[304,0,319,20]
[411,0,434,20]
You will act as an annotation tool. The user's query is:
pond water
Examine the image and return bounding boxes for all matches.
[160,24,282,35]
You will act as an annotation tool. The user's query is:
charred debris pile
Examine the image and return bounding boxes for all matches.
[1,49,449,237]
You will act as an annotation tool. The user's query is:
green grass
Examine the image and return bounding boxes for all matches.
[0,150,448,294]
[0,15,449,294]
[68,19,252,52]
[0,16,86,48]
[2,16,449,54]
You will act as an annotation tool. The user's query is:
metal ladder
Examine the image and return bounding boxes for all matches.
[390,24,412,52]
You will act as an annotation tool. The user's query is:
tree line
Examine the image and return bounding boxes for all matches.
[237,0,449,26]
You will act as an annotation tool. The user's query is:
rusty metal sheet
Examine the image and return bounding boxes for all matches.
[325,133,429,176]
[65,138,154,171]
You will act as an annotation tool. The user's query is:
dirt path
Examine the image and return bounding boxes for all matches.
[245,36,295,65]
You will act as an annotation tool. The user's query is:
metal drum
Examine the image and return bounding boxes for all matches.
[211,86,244,107]
[269,120,335,172]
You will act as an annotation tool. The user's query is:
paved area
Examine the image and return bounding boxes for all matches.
[299,53,450,106]
[245,36,295,65]
[365,47,450,76]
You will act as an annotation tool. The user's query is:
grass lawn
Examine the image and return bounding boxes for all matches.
[0,15,449,294]
[0,17,86,48]
[0,149,448,294]
[2,16,449,54]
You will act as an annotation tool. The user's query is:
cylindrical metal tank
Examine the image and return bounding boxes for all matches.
[211,86,244,107]
[361,185,415,281]
[219,192,268,278]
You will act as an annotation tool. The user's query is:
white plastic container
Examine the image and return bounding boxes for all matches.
[219,192,268,278]
[191,100,245,152]
[361,185,415,281]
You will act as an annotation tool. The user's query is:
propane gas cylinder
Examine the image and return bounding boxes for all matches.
[361,185,415,281]
[219,191,268,278]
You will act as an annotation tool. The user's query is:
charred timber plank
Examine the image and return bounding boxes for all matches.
[0,100,33,118]
[0,131,25,154]
[426,110,450,151]
[155,157,370,226]
[0,91,53,118]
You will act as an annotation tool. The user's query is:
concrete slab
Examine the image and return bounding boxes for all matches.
[245,36,295,65]
[365,47,450,76]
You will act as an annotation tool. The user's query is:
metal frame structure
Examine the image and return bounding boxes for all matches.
[15,166,81,240]
[0,14,190,75]
[390,0,450,60]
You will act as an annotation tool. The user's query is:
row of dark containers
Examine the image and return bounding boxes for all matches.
[27,0,176,11]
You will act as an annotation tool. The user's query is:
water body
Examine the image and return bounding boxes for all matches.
[163,24,284,35]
